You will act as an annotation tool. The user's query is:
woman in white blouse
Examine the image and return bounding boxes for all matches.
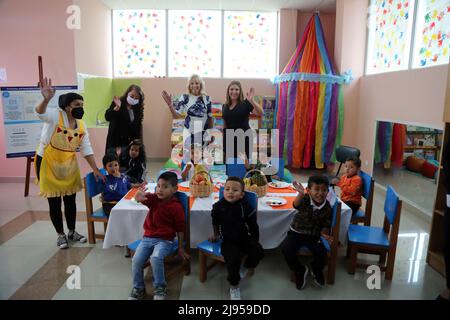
[35,77,105,249]
[162,74,213,150]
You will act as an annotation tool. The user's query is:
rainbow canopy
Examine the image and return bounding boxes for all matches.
[273,13,352,169]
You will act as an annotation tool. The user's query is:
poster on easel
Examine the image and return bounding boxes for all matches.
[1,85,78,158]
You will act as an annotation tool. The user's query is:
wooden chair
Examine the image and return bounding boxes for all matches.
[295,201,341,285]
[197,188,258,282]
[127,191,191,278]
[83,169,107,244]
[347,185,402,280]
[351,170,375,226]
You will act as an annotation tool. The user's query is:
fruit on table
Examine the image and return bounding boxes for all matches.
[251,173,266,187]
[191,172,212,186]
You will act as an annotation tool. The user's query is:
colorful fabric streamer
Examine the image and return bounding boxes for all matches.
[273,14,351,168]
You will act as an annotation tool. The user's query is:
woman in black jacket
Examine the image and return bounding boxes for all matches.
[105,84,145,159]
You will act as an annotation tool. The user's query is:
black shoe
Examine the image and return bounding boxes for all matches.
[295,266,309,290]
[311,268,325,287]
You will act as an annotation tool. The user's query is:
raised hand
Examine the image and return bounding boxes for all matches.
[134,189,147,203]
[292,181,305,194]
[162,90,173,107]
[113,96,121,111]
[39,77,55,102]
[245,87,255,101]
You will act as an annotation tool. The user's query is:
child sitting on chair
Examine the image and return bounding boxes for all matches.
[181,143,212,181]
[121,139,147,184]
[281,175,333,290]
[331,157,363,216]
[102,153,133,217]
[208,176,264,300]
[128,171,190,300]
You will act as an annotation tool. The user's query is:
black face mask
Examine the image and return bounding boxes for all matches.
[71,107,84,119]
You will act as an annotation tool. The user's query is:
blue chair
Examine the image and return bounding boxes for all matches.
[351,171,375,226]
[270,157,285,180]
[127,191,191,276]
[347,185,402,280]
[225,158,246,179]
[296,201,341,285]
[197,187,258,282]
[83,169,107,244]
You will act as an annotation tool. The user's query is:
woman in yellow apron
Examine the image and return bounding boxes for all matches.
[35,78,105,249]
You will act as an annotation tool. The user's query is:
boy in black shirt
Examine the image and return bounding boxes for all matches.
[208,176,264,300]
[281,175,332,290]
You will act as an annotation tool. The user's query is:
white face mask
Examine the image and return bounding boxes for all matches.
[127,95,139,106]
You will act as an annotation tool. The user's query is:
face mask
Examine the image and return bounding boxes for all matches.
[71,107,84,119]
[127,95,139,106]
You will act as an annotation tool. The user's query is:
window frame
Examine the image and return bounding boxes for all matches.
[365,0,449,76]
[112,9,279,79]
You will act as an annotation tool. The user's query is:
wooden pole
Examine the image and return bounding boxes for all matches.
[38,56,43,85]
[24,56,43,196]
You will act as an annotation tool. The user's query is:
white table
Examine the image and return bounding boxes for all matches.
[103,183,352,249]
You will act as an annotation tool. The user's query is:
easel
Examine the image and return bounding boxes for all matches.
[24,155,35,197]
[24,56,43,197]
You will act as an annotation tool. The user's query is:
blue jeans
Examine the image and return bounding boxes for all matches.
[131,237,174,289]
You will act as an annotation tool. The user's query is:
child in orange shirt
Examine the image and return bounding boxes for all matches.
[331,157,363,216]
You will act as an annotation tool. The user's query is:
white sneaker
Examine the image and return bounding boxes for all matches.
[230,287,241,300]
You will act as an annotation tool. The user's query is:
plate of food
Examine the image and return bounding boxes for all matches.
[179,181,190,188]
[265,197,287,207]
[268,181,290,189]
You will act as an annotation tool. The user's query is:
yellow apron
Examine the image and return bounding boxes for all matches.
[38,113,86,198]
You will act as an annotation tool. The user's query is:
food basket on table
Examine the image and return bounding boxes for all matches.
[243,169,268,198]
[189,165,214,198]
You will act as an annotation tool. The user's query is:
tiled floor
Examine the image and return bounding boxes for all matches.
[0,161,446,300]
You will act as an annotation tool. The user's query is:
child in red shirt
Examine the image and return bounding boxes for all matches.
[128,171,190,300]
[332,157,363,216]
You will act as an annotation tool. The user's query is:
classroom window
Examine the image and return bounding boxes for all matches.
[223,11,278,79]
[168,10,222,78]
[412,0,450,69]
[113,10,166,77]
[366,0,415,75]
[113,10,278,79]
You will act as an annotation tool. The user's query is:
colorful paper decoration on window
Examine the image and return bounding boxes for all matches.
[168,10,222,77]
[413,0,450,68]
[113,10,166,77]
[223,11,277,78]
[366,0,415,74]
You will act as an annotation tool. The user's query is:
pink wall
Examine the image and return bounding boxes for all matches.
[334,0,369,164]
[0,0,77,179]
[74,0,112,77]
[296,12,336,59]
[278,9,298,73]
